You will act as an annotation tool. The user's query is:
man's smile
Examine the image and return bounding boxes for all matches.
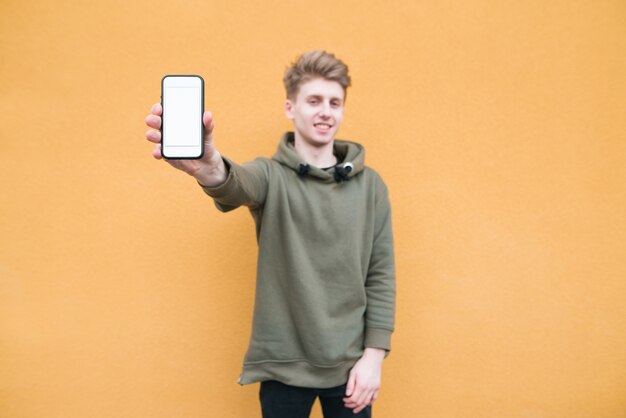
[314,123,333,131]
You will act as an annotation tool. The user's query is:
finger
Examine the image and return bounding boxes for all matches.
[362,389,375,408]
[371,389,379,403]
[353,399,370,415]
[343,397,358,408]
[151,102,162,116]
[344,386,364,408]
[152,144,162,160]
[354,387,370,411]
[145,114,161,130]
[343,379,358,407]
[354,391,374,414]
[146,129,161,143]
[343,396,357,407]
[345,372,356,397]
[343,388,361,406]
[203,111,214,143]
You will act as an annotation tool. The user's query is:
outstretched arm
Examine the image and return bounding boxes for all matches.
[145,102,268,209]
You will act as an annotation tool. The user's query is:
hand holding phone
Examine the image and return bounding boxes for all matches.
[144,76,228,187]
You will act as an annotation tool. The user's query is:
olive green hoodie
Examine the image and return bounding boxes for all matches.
[198,132,395,388]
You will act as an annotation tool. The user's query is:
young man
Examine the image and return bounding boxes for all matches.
[144,50,395,418]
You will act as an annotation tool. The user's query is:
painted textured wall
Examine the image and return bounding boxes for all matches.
[1,0,625,417]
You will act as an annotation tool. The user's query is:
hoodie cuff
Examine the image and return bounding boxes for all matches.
[364,328,392,356]
[197,157,237,198]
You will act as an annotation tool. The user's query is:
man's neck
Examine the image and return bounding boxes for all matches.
[293,134,337,168]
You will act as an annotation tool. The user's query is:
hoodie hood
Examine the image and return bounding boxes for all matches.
[271,132,366,184]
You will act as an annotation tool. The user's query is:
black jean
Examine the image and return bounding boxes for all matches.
[259,380,372,418]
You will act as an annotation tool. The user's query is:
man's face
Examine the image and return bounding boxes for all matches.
[285,77,345,147]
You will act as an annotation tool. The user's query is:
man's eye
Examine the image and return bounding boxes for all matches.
[308,100,318,105]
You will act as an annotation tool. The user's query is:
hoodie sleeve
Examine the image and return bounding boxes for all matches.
[363,178,396,357]
[197,156,269,212]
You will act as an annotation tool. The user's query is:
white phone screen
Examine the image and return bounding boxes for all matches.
[162,75,203,158]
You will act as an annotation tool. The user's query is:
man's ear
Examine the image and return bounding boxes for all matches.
[284,99,294,120]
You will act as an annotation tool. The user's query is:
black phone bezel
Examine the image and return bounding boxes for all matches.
[160,74,205,160]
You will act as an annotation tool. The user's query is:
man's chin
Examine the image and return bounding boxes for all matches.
[313,130,338,143]
[304,134,335,147]
[311,137,334,147]
[294,128,337,147]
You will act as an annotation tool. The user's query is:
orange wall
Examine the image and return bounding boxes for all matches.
[1,1,625,417]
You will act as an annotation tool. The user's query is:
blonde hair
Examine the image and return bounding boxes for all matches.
[283,50,351,101]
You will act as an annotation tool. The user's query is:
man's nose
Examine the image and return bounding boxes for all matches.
[318,102,331,117]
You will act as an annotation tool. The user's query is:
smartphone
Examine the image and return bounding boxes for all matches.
[161,75,204,159]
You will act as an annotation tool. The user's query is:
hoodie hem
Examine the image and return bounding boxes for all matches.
[237,358,359,388]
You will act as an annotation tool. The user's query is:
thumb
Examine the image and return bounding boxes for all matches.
[203,111,214,144]
[345,372,356,396]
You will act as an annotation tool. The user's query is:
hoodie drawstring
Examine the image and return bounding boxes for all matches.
[298,162,353,183]
[334,163,352,183]
[298,164,310,177]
